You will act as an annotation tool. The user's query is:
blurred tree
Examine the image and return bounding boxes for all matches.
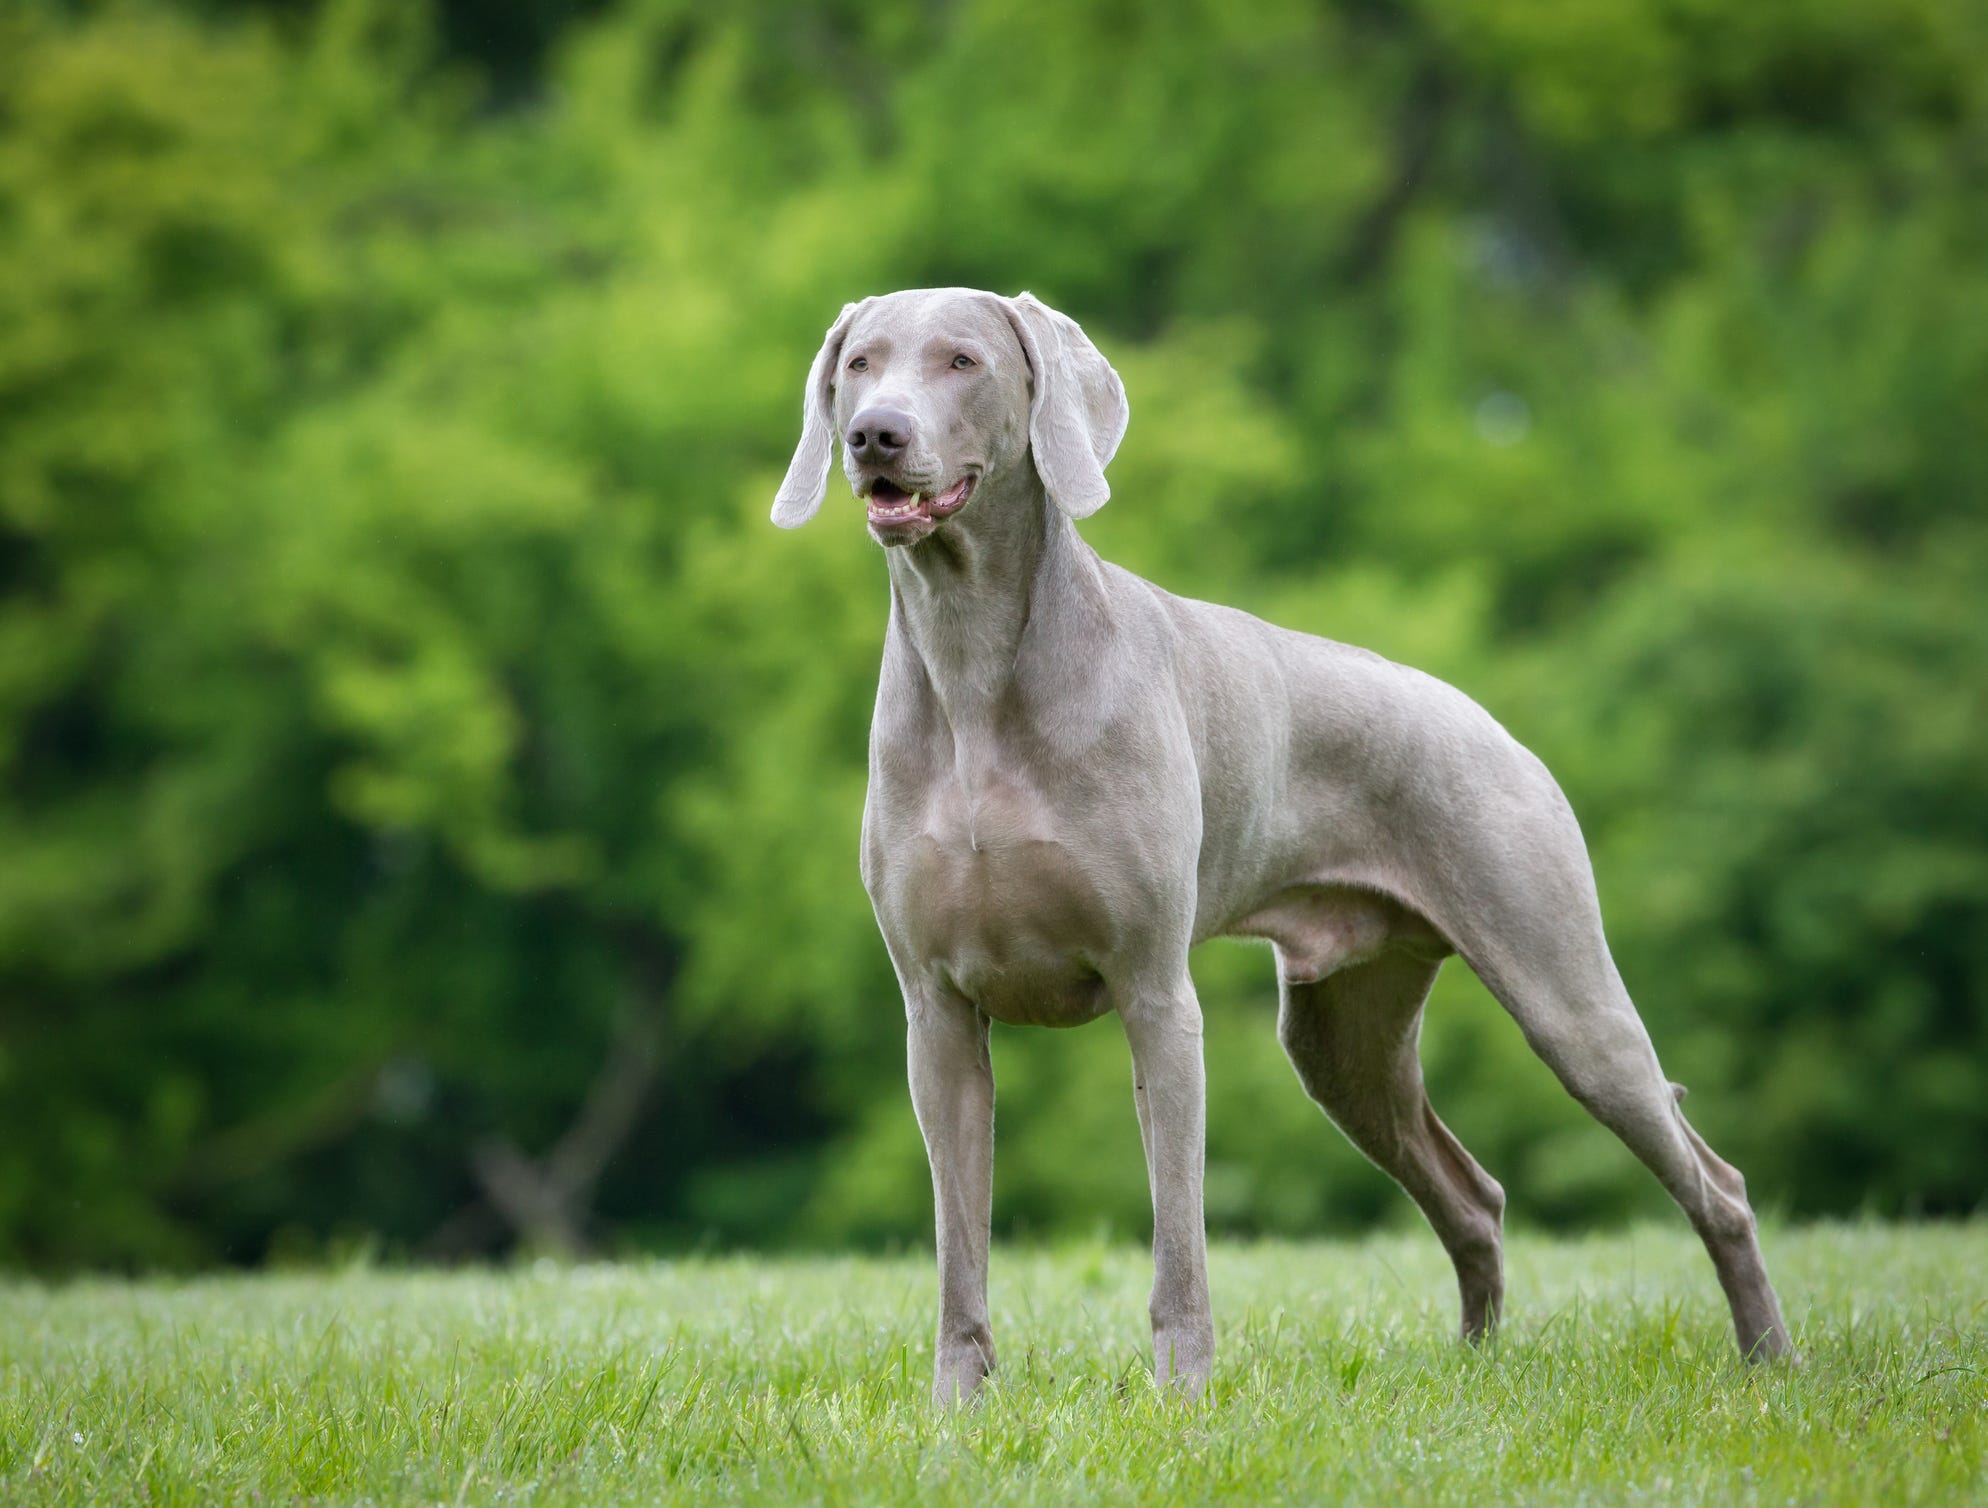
[0,0,1982,1267]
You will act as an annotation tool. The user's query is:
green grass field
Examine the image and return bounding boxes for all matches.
[4,1223,1983,1505]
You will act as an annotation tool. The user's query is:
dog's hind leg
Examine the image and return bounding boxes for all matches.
[1277,950,1508,1340]
[1472,935,1794,1361]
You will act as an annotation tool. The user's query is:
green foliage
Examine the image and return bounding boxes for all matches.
[2,1226,1985,1504]
[0,0,1983,1265]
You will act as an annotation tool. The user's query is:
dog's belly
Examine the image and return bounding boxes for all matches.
[882,786,1115,1028]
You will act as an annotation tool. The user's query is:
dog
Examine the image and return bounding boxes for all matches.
[770,287,1793,1401]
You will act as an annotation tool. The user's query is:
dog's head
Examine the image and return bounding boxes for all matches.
[770,288,1128,547]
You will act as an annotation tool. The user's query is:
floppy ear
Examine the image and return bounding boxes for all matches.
[1001,292,1130,518]
[771,300,864,528]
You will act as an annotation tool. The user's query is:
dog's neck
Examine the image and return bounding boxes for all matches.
[882,467,1102,739]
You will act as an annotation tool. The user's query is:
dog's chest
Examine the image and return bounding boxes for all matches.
[868,765,1116,1026]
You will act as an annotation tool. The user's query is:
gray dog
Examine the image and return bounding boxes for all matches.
[771,287,1793,1401]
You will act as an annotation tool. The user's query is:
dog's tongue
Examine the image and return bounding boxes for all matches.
[867,476,972,526]
[926,477,971,515]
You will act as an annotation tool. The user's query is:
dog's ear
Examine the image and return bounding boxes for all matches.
[771,300,864,528]
[1001,292,1130,518]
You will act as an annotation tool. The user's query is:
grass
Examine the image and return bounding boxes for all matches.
[2,1223,1983,1505]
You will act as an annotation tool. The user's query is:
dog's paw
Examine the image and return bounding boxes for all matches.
[932,1332,996,1406]
[1741,1325,1800,1367]
[1152,1323,1214,1402]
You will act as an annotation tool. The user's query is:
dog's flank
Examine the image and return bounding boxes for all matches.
[773,287,1793,1402]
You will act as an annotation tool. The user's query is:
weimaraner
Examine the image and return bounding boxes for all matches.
[770,287,1794,1401]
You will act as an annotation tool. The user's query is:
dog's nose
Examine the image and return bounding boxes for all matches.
[847,407,914,461]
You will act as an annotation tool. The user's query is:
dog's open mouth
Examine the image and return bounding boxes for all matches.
[865,474,976,535]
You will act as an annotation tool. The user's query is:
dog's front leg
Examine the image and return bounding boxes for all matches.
[1123,992,1213,1397]
[907,989,996,1403]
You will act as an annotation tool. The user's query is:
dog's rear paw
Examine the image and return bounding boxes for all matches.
[1742,1326,1800,1366]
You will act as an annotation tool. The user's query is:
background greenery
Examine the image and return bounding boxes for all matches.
[1,0,1982,1270]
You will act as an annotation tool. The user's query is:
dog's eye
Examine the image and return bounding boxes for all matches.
[847,356,868,372]
[951,354,975,370]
